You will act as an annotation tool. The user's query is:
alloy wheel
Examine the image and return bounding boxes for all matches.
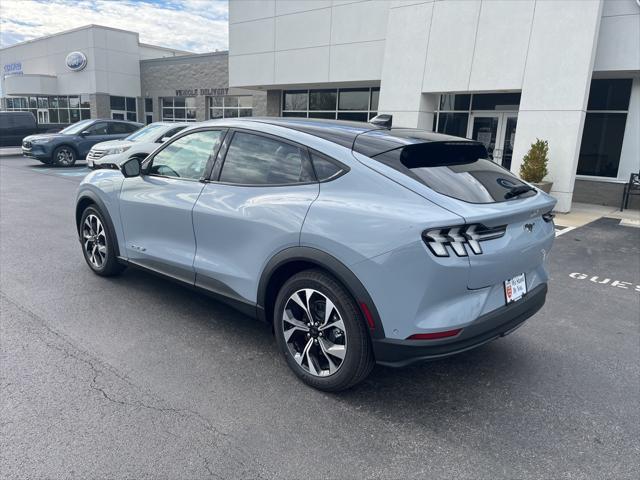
[57,148,74,166]
[82,214,107,268]
[282,288,347,377]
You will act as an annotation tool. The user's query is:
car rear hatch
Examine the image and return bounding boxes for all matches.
[352,134,557,289]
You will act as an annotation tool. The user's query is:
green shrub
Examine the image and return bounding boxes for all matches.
[519,139,549,183]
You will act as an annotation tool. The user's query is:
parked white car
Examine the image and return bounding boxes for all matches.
[86,122,190,169]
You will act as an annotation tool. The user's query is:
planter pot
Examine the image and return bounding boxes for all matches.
[532,181,553,194]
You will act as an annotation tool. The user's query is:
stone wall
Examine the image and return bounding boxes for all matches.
[89,93,110,119]
[140,52,266,122]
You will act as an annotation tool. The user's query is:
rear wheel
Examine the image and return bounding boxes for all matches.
[274,269,375,391]
[53,145,76,167]
[80,206,125,276]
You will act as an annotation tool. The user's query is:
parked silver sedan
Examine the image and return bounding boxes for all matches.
[86,121,190,169]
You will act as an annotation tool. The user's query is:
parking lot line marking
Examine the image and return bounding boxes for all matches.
[555,226,576,237]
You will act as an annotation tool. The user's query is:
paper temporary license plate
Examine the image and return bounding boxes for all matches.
[504,273,527,304]
[87,159,93,167]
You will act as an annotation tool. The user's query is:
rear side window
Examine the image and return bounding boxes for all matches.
[373,142,535,203]
[310,151,344,181]
[219,132,314,185]
[110,122,138,134]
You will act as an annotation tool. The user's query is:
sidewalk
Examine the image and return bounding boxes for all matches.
[554,202,640,235]
[0,147,22,157]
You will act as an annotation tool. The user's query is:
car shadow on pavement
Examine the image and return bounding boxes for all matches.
[110,266,534,412]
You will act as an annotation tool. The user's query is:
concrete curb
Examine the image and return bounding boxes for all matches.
[0,148,22,157]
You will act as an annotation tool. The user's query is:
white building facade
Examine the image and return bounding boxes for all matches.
[228,0,640,212]
[0,25,189,124]
[0,24,267,128]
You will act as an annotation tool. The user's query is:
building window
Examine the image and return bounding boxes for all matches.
[207,95,252,119]
[433,92,521,137]
[110,96,137,121]
[144,98,153,125]
[577,79,632,178]
[282,87,380,121]
[4,95,90,124]
[161,97,197,122]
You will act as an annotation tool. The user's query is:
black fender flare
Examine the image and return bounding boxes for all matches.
[75,191,121,258]
[257,246,386,339]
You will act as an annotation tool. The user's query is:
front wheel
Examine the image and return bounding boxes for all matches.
[53,145,76,167]
[79,206,125,276]
[274,269,375,391]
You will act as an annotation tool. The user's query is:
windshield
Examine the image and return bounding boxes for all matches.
[59,119,94,135]
[125,123,165,142]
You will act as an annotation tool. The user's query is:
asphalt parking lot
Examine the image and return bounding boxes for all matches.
[1,155,638,479]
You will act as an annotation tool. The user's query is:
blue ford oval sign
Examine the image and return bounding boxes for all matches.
[65,51,87,71]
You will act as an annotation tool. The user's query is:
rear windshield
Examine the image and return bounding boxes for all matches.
[373,142,536,203]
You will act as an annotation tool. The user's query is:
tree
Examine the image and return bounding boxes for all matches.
[519,139,549,183]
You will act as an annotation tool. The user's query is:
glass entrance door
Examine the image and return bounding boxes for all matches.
[470,114,500,161]
[37,109,49,124]
[500,115,517,170]
[468,113,517,170]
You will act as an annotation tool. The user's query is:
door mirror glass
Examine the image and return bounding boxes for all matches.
[121,157,141,178]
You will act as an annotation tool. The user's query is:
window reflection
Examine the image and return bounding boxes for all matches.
[151,130,222,180]
[219,132,313,185]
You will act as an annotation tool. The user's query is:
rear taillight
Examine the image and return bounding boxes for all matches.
[407,328,462,340]
[422,224,506,257]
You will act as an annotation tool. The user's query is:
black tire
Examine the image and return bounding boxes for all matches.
[52,145,76,167]
[79,205,125,276]
[274,269,375,391]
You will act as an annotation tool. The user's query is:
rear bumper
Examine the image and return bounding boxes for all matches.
[372,283,547,367]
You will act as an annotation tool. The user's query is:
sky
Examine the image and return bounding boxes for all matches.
[0,0,229,53]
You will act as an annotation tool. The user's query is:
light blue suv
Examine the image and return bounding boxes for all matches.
[75,118,556,391]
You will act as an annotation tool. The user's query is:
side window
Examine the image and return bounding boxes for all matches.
[86,122,109,135]
[310,151,344,181]
[149,130,223,180]
[163,126,186,140]
[125,123,140,133]
[109,122,133,135]
[219,132,314,185]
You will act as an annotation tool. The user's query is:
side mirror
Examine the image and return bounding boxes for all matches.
[80,130,90,136]
[121,157,141,178]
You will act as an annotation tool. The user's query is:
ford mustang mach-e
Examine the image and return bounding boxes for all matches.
[75,117,556,391]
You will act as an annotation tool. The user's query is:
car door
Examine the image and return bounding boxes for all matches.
[119,128,226,283]
[76,121,111,157]
[192,129,319,304]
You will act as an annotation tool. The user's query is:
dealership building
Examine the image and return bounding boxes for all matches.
[1,1,639,212]
[228,0,640,212]
[0,24,266,127]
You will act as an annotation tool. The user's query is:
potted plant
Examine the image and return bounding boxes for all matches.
[519,138,552,193]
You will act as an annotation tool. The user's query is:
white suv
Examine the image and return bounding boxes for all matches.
[87,122,190,169]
